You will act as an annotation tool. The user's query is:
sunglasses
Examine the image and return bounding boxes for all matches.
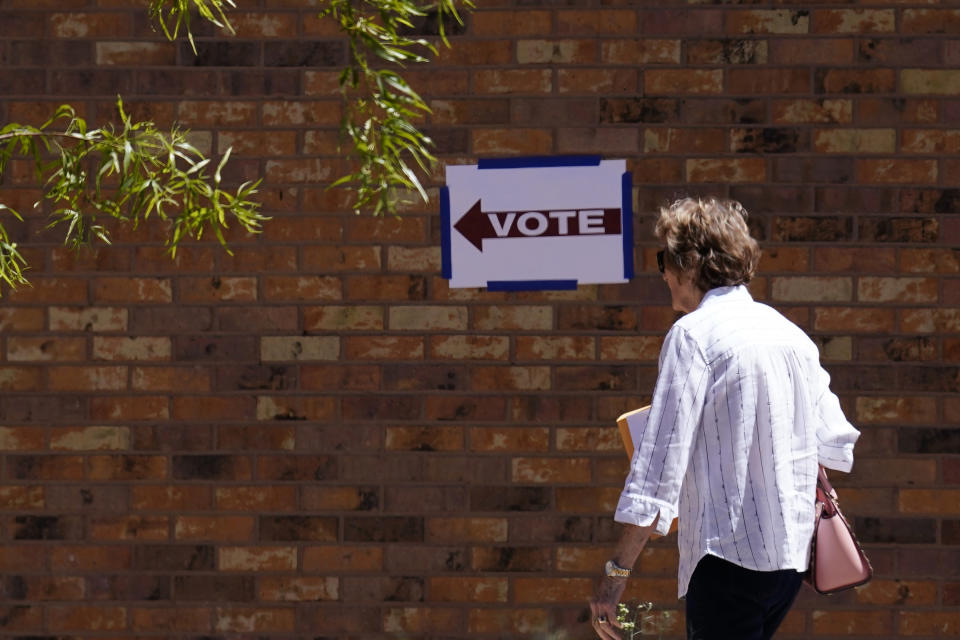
[656,250,665,274]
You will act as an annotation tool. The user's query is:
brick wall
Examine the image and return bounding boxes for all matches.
[1,1,959,638]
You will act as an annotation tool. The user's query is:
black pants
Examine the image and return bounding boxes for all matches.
[685,555,803,640]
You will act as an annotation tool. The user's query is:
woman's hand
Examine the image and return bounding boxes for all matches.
[589,575,628,639]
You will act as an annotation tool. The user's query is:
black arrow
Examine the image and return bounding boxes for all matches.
[454,200,621,252]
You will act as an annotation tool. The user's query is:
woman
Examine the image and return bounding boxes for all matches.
[589,197,859,640]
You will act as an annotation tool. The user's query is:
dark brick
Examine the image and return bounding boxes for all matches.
[384,486,460,512]
[557,305,639,331]
[215,365,297,391]
[45,486,129,513]
[221,69,301,96]
[420,396,491,422]
[400,9,467,37]
[382,365,466,392]
[7,456,80,481]
[295,425,382,453]
[599,98,679,124]
[259,516,338,542]
[773,157,854,184]
[555,365,637,391]
[0,13,44,38]
[10,41,92,67]
[0,70,46,94]
[509,396,593,423]
[13,516,83,540]
[423,127,469,154]
[131,308,213,333]
[945,521,960,546]
[263,42,346,67]
[730,186,813,214]
[173,576,255,601]
[512,98,597,125]
[859,217,939,243]
[132,424,214,451]
[50,70,134,95]
[217,307,298,332]
[87,574,171,601]
[175,336,258,361]
[341,396,422,421]
[257,455,338,482]
[898,366,960,393]
[934,189,960,214]
[815,187,897,214]
[827,366,894,392]
[2,394,85,423]
[680,98,766,124]
[341,576,425,602]
[1,577,27,600]
[731,127,807,153]
[855,517,936,544]
[470,486,551,512]
[182,41,259,66]
[344,517,424,543]
[472,546,553,572]
[858,38,940,65]
[508,516,592,543]
[172,455,251,480]
[133,545,215,571]
[772,216,852,242]
[135,70,222,96]
[385,546,467,573]
[899,428,960,454]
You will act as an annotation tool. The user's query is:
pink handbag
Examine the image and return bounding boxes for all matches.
[806,466,873,594]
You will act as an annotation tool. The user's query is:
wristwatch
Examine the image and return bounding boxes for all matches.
[604,559,632,578]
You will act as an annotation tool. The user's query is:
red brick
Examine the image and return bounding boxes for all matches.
[90,396,169,421]
[513,577,593,604]
[89,455,167,480]
[471,10,551,36]
[50,12,132,37]
[131,485,212,511]
[728,68,810,94]
[899,611,960,636]
[89,515,170,541]
[813,9,895,34]
[859,159,937,184]
[472,128,553,155]
[131,607,211,633]
[814,307,895,333]
[726,10,809,34]
[47,605,127,632]
[92,277,172,303]
[175,515,256,541]
[48,366,126,391]
[687,158,766,183]
[214,606,295,632]
[556,9,638,35]
[429,577,507,603]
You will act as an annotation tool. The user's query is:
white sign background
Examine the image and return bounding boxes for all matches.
[443,159,630,289]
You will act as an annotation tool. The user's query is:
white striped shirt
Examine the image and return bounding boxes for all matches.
[615,285,860,598]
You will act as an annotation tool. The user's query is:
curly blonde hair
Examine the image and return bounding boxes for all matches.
[655,197,760,292]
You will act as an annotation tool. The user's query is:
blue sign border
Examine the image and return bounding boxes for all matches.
[441,157,633,290]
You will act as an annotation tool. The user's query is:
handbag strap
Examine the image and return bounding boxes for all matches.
[816,464,839,517]
[817,464,837,500]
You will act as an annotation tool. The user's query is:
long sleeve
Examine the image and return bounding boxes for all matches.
[615,325,709,536]
[813,365,860,472]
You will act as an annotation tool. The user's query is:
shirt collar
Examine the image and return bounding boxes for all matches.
[696,284,752,310]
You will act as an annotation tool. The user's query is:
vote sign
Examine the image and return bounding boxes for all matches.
[441,156,633,290]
